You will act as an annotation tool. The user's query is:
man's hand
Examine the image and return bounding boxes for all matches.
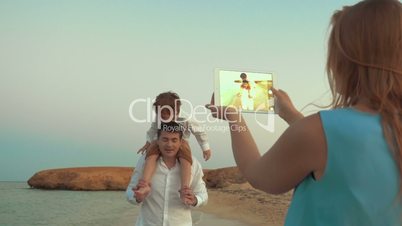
[203,149,211,161]
[184,193,198,206]
[133,179,151,203]
[137,142,151,154]
[180,187,197,206]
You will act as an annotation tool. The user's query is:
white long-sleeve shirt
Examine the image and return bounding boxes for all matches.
[146,117,210,151]
[126,156,208,226]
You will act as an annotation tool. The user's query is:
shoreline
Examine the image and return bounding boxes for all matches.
[25,166,293,225]
[3,181,291,225]
[199,183,292,226]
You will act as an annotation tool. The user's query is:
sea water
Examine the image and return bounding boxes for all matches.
[0,182,249,226]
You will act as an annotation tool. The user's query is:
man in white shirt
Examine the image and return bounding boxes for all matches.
[126,121,208,226]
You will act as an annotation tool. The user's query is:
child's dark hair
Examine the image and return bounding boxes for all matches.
[157,121,184,139]
[153,91,181,114]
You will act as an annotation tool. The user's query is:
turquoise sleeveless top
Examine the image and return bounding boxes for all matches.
[285,108,401,226]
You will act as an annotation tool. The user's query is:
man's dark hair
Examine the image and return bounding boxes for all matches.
[240,73,247,79]
[157,121,184,139]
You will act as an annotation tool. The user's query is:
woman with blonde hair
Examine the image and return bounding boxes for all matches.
[207,0,402,225]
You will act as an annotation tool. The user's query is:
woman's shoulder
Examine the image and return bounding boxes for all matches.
[282,113,325,158]
[293,108,380,145]
[294,108,360,133]
[289,113,325,147]
[290,113,322,135]
[318,107,380,127]
[271,113,327,183]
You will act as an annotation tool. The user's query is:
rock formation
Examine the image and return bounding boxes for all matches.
[27,167,133,190]
[27,166,246,190]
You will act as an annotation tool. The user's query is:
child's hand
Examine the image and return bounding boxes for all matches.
[203,149,211,161]
[137,142,151,154]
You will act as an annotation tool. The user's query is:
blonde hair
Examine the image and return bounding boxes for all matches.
[327,0,402,189]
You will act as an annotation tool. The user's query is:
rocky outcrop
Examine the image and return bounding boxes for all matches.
[203,167,246,188]
[27,166,246,190]
[27,167,133,191]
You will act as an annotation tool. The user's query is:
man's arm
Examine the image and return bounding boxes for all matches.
[189,158,208,207]
[126,155,146,205]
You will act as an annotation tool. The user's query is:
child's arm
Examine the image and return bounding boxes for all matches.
[187,120,212,161]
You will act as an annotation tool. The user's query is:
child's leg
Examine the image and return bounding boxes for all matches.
[141,154,158,185]
[136,141,159,195]
[179,157,192,190]
[178,140,193,188]
[179,157,192,205]
[177,140,193,204]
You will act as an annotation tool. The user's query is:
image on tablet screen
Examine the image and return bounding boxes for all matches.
[215,69,275,113]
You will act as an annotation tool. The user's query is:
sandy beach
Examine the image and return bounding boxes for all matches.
[28,166,292,225]
[200,183,292,226]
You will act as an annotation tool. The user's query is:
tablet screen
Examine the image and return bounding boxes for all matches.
[214,69,275,113]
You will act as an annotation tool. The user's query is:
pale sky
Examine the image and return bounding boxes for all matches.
[0,0,359,181]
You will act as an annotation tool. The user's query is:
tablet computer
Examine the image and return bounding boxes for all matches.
[214,69,275,113]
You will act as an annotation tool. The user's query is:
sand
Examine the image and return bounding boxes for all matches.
[200,183,293,226]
